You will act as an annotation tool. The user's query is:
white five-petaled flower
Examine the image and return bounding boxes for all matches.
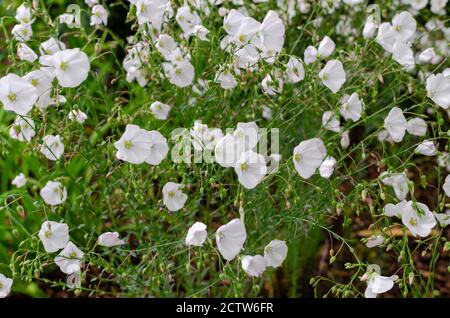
[415,140,438,156]
[0,73,38,115]
[0,273,13,298]
[54,241,84,274]
[264,240,288,268]
[114,124,168,165]
[40,134,65,161]
[98,232,125,247]
[162,182,188,212]
[293,138,327,179]
[242,255,266,277]
[285,56,305,83]
[401,201,437,237]
[69,109,88,124]
[363,264,398,298]
[317,36,335,58]
[90,5,108,26]
[380,172,409,201]
[234,150,267,189]
[40,48,90,88]
[17,43,37,62]
[9,116,35,142]
[12,173,27,188]
[150,101,171,120]
[38,221,70,253]
[322,111,341,133]
[40,180,67,206]
[384,107,407,143]
[185,222,207,247]
[426,73,450,109]
[319,156,337,179]
[215,218,247,261]
[319,60,346,93]
[366,235,385,248]
[340,93,363,122]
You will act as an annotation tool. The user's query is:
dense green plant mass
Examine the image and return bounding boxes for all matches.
[0,0,449,298]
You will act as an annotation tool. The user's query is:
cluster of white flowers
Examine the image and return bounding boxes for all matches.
[1,0,450,299]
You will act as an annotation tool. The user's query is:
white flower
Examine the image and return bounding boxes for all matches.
[98,232,125,247]
[433,211,450,227]
[163,60,195,88]
[40,134,64,161]
[9,116,35,142]
[66,270,81,289]
[150,101,171,120]
[185,222,207,247]
[322,111,341,132]
[215,134,240,167]
[38,221,70,253]
[426,73,450,109]
[261,73,283,96]
[376,23,398,53]
[162,182,187,212]
[90,5,108,26]
[340,93,363,122]
[258,10,285,56]
[242,255,266,277]
[409,0,428,10]
[192,25,209,41]
[59,13,79,28]
[17,43,37,62]
[418,48,439,64]
[0,273,13,298]
[443,175,450,197]
[215,218,247,261]
[40,181,67,206]
[384,107,407,143]
[234,150,267,189]
[12,24,32,42]
[264,240,287,268]
[319,60,346,93]
[401,201,437,237]
[262,106,272,120]
[69,109,88,124]
[430,0,447,14]
[415,140,437,156]
[340,131,350,149]
[406,117,427,136]
[366,235,384,248]
[363,15,378,39]
[12,173,27,188]
[216,69,237,89]
[363,264,398,298]
[155,34,177,60]
[176,5,201,36]
[234,122,259,151]
[392,11,416,41]
[380,172,409,201]
[392,41,415,68]
[85,0,99,7]
[23,69,53,109]
[54,241,84,274]
[40,48,90,88]
[383,200,407,218]
[304,45,318,64]
[285,56,305,83]
[293,138,327,179]
[0,73,38,115]
[15,3,34,24]
[39,38,66,55]
[319,156,337,179]
[114,124,168,165]
[317,36,335,58]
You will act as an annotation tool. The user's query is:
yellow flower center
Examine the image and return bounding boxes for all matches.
[31,79,39,86]
[175,68,182,76]
[295,153,301,161]
[409,218,417,226]
[240,162,248,171]
[124,140,133,149]
[7,93,17,102]
[168,191,175,198]
[60,61,68,71]
[44,230,52,238]
[69,252,77,258]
